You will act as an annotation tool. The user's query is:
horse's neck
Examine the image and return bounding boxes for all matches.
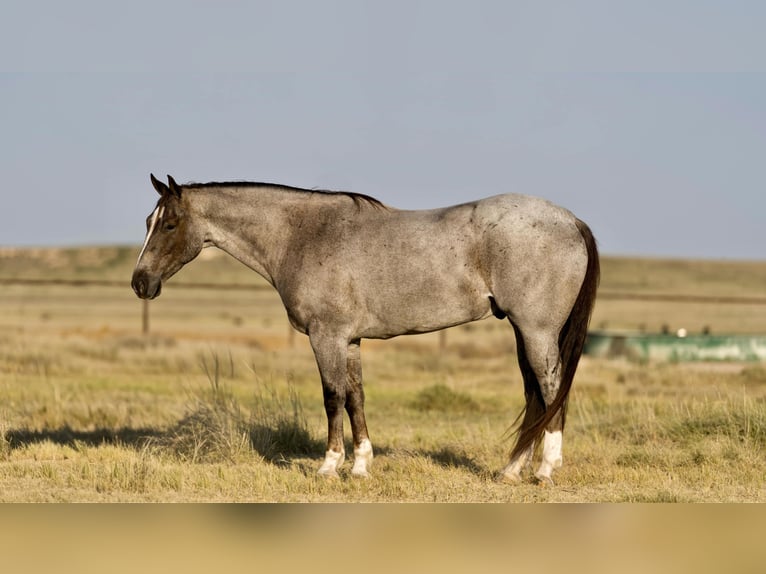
[195,187,294,287]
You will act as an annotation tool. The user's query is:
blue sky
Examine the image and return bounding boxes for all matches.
[1,1,764,259]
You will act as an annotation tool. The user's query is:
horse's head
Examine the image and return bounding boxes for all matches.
[131,174,206,299]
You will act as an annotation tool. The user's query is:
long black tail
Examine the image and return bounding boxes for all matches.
[509,218,600,461]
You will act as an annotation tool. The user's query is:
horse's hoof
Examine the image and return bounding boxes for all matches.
[534,473,555,487]
[317,468,340,480]
[350,460,371,478]
[498,471,523,485]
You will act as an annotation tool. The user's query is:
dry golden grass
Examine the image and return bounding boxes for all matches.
[0,246,765,501]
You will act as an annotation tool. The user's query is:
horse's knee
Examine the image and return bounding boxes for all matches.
[322,384,346,413]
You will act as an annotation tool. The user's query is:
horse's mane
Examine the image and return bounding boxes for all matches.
[183,181,388,210]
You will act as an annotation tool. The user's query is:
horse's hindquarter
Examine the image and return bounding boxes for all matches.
[475,194,590,331]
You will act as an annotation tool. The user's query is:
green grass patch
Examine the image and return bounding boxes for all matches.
[409,384,481,414]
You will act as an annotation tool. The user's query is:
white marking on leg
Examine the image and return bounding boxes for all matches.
[317,448,345,478]
[535,430,563,485]
[351,438,373,478]
[136,205,164,265]
[500,442,535,483]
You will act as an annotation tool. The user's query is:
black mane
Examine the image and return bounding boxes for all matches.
[183,181,387,210]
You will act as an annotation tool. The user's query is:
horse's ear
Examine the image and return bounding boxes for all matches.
[167,175,182,199]
[150,173,169,196]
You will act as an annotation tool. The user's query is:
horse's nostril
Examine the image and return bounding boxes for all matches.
[132,274,162,299]
[132,277,146,297]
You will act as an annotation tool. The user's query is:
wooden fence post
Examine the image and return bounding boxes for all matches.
[142,299,150,335]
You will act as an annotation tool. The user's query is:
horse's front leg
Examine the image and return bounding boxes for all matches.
[310,329,349,478]
[346,339,373,478]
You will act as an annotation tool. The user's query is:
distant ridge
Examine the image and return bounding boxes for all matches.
[2,246,765,296]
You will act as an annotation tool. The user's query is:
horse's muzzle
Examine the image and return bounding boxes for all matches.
[131,271,162,300]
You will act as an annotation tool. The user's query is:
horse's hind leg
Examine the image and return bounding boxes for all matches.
[346,339,373,478]
[527,332,566,485]
[537,412,564,484]
[500,420,563,484]
[500,439,536,483]
[501,329,564,485]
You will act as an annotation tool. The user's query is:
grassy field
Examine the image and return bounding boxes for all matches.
[0,246,764,501]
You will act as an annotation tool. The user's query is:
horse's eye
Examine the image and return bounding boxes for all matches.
[164,223,177,232]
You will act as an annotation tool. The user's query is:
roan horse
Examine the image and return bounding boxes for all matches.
[132,174,599,484]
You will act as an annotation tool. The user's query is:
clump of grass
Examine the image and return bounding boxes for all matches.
[615,449,657,468]
[248,381,318,463]
[739,365,766,386]
[155,354,250,463]
[620,490,691,503]
[665,397,766,447]
[578,392,766,448]
[0,422,11,461]
[154,354,318,465]
[410,384,480,414]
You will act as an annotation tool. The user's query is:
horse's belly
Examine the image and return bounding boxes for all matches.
[358,280,493,339]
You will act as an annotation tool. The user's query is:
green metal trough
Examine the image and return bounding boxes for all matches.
[584,330,766,362]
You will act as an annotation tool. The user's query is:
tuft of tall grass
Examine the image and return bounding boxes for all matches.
[739,365,766,387]
[0,421,11,461]
[248,380,318,463]
[664,395,766,447]
[153,353,318,466]
[153,353,250,463]
[158,388,250,464]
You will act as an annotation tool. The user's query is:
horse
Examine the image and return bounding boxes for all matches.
[132,174,599,484]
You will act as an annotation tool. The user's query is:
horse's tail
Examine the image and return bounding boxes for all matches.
[509,218,600,461]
